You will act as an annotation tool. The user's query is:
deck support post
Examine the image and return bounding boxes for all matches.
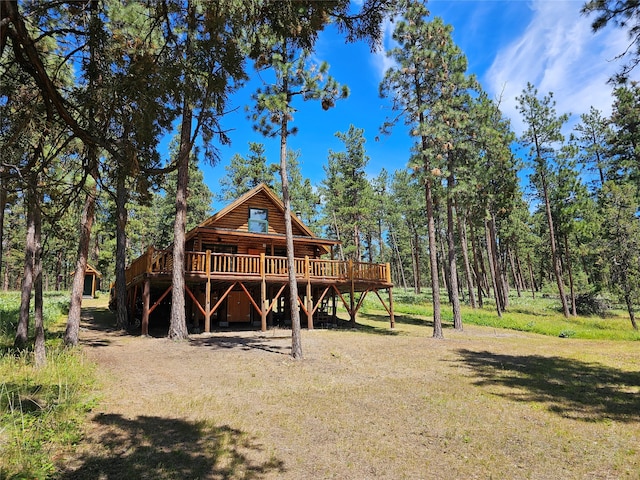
[141,276,150,336]
[260,253,267,332]
[349,259,356,325]
[388,288,395,329]
[386,263,395,329]
[305,256,313,329]
[205,250,211,333]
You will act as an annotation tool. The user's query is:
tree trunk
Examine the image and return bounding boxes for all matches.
[377,217,385,263]
[437,219,450,303]
[390,228,407,290]
[624,292,638,330]
[446,171,462,331]
[33,196,45,367]
[417,90,441,337]
[15,192,35,349]
[3,262,9,291]
[508,247,521,297]
[425,178,442,338]
[168,0,196,341]
[115,171,129,330]
[410,231,421,294]
[168,104,193,340]
[456,206,477,308]
[280,114,302,359]
[55,250,62,291]
[488,215,506,312]
[515,247,527,293]
[168,131,190,340]
[0,176,6,286]
[484,219,502,317]
[64,174,97,346]
[563,233,577,317]
[540,169,570,317]
[469,221,484,308]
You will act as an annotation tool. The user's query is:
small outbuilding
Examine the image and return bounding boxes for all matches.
[71,264,102,298]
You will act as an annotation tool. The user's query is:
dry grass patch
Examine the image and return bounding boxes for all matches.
[58,301,640,479]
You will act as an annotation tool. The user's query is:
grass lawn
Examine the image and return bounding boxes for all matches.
[2,291,639,479]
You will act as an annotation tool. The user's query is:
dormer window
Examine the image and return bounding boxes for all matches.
[248,207,268,233]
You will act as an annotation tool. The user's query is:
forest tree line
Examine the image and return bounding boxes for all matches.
[1,0,639,361]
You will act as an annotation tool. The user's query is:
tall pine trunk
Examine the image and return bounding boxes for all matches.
[64,173,97,346]
[488,215,507,311]
[115,171,129,330]
[168,0,196,341]
[33,195,45,367]
[0,176,6,285]
[624,292,637,330]
[563,233,577,317]
[280,97,302,359]
[540,169,570,317]
[469,221,484,308]
[456,205,477,308]
[527,253,537,298]
[410,231,421,294]
[65,0,100,346]
[425,178,442,338]
[484,218,502,317]
[168,123,190,340]
[15,192,36,349]
[446,162,462,330]
[508,247,521,297]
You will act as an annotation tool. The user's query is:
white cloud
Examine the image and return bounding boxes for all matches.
[371,16,399,79]
[485,0,635,135]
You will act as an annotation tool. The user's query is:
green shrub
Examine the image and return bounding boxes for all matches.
[573,293,610,317]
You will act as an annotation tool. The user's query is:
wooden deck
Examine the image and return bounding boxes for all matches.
[126,247,393,290]
[125,247,394,335]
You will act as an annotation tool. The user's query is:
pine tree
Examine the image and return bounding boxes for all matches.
[517,82,571,318]
[279,150,321,232]
[380,1,474,338]
[600,181,640,329]
[573,107,612,190]
[248,14,348,357]
[582,0,640,83]
[220,142,277,200]
[321,125,373,264]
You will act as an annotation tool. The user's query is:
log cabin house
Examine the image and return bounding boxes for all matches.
[124,183,395,335]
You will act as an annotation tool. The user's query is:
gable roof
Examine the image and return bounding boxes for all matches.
[198,183,316,237]
[70,263,102,277]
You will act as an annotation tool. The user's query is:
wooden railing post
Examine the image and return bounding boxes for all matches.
[205,250,211,333]
[306,256,314,329]
[260,253,267,332]
[146,246,153,273]
[385,262,392,284]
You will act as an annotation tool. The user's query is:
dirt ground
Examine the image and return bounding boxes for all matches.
[56,298,640,480]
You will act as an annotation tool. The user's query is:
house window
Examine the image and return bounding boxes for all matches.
[248,208,268,233]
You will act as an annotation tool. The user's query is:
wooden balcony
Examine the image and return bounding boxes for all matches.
[125,247,392,290]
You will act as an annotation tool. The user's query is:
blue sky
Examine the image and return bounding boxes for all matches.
[199,0,636,210]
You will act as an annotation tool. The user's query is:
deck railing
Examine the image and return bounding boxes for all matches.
[126,247,391,285]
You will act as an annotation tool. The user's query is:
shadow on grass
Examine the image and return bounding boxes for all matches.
[77,306,119,347]
[456,349,640,423]
[56,413,285,479]
[352,312,459,335]
[189,335,291,355]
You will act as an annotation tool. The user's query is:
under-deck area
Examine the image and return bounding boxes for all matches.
[125,247,395,335]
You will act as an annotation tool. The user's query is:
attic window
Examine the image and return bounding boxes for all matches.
[248,207,268,233]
